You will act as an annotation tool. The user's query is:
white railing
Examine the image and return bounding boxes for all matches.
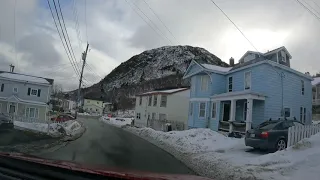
[287,124,320,147]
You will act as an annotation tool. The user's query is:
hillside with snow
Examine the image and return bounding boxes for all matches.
[77,45,229,110]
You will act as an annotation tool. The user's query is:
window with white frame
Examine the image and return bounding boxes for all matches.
[211,102,216,118]
[160,95,167,107]
[300,107,306,123]
[153,95,157,106]
[199,102,206,118]
[136,113,141,119]
[189,102,193,115]
[159,113,167,120]
[244,72,251,90]
[200,75,209,91]
[26,107,39,118]
[301,80,305,95]
[228,76,233,92]
[31,89,38,96]
[284,107,291,118]
[13,87,18,93]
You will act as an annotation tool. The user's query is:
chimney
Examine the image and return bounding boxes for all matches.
[229,57,235,66]
[9,64,15,72]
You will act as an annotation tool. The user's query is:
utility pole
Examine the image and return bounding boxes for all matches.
[76,43,89,118]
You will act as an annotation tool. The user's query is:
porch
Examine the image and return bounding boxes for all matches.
[211,91,266,134]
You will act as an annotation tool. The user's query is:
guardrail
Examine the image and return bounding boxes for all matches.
[287,124,320,147]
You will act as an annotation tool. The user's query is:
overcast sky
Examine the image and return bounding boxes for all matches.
[0,0,319,91]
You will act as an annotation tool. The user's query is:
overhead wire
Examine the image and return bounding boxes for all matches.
[85,63,104,79]
[295,0,320,21]
[55,0,81,75]
[208,0,259,52]
[141,0,179,44]
[123,0,174,45]
[85,0,88,42]
[301,0,320,17]
[47,0,81,79]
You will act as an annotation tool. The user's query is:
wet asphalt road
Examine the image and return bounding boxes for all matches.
[37,117,194,175]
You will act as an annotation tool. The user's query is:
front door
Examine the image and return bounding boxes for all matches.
[9,105,16,115]
[223,103,230,121]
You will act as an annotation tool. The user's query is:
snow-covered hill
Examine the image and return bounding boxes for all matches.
[79,45,229,110]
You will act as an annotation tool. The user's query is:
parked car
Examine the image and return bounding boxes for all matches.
[245,118,304,151]
[51,114,76,122]
[0,113,13,129]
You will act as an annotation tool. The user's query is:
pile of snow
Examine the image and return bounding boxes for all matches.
[14,120,83,138]
[100,116,133,128]
[78,112,91,116]
[126,127,320,180]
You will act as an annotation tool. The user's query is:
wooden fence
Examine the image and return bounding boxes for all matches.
[287,124,320,147]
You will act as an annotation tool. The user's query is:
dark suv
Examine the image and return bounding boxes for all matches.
[245,118,304,151]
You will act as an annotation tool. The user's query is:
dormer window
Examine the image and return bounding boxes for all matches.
[281,51,286,62]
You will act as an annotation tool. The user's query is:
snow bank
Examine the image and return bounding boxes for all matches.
[126,127,320,180]
[14,120,84,139]
[100,116,133,128]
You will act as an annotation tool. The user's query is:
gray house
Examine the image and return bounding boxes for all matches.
[0,71,53,122]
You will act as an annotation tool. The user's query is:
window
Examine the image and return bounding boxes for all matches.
[228,77,233,92]
[189,102,193,115]
[28,88,41,97]
[96,109,98,111]
[148,96,152,106]
[244,72,251,90]
[26,107,39,118]
[159,113,167,120]
[0,84,4,92]
[300,107,306,123]
[139,97,142,105]
[243,101,247,121]
[301,80,305,95]
[199,102,206,118]
[153,95,157,106]
[152,113,156,119]
[97,102,99,104]
[211,102,216,118]
[13,87,18,93]
[160,95,167,107]
[281,51,286,62]
[284,107,291,118]
[136,113,141,119]
[200,75,209,91]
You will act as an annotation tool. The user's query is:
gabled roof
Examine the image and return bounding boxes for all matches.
[137,88,189,96]
[264,46,292,59]
[200,64,232,72]
[0,71,53,85]
[238,51,261,62]
[312,77,320,86]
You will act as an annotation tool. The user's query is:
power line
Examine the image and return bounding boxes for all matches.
[312,0,320,10]
[295,0,320,21]
[301,0,320,18]
[141,0,179,43]
[85,0,88,42]
[208,0,259,52]
[47,0,80,79]
[55,0,81,75]
[85,62,104,79]
[71,0,83,51]
[123,0,173,45]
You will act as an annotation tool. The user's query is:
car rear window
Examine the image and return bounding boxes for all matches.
[258,121,279,130]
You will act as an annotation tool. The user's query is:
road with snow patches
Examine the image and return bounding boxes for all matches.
[35,116,195,175]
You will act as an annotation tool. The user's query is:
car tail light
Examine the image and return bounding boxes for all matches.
[260,132,269,138]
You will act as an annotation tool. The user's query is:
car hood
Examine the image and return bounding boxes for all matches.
[0,152,211,180]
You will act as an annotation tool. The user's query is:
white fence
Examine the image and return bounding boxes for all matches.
[288,124,320,147]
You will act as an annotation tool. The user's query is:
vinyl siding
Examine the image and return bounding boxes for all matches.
[211,73,226,94]
[17,104,47,122]
[209,101,221,131]
[252,100,265,127]
[194,74,212,98]
[189,101,208,128]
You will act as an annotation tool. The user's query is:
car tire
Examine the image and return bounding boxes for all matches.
[275,139,287,151]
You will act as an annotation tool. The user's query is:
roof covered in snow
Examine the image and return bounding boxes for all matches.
[312,77,320,86]
[0,71,53,85]
[137,87,189,96]
[200,63,232,72]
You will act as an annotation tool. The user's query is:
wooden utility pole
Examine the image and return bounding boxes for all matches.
[76,43,89,118]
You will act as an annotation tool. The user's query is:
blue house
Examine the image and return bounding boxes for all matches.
[183,46,313,133]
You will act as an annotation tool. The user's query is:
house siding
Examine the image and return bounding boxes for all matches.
[211,73,226,95]
[194,74,212,98]
[189,101,208,128]
[209,101,221,131]
[252,100,265,127]
[17,104,47,122]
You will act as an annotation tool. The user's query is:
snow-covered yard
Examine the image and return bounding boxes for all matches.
[126,127,320,180]
[99,116,133,128]
[14,120,83,138]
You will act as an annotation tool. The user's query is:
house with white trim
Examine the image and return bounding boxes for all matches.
[134,88,190,130]
[183,46,312,133]
[0,71,53,122]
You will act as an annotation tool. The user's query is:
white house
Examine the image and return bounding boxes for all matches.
[134,87,190,130]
